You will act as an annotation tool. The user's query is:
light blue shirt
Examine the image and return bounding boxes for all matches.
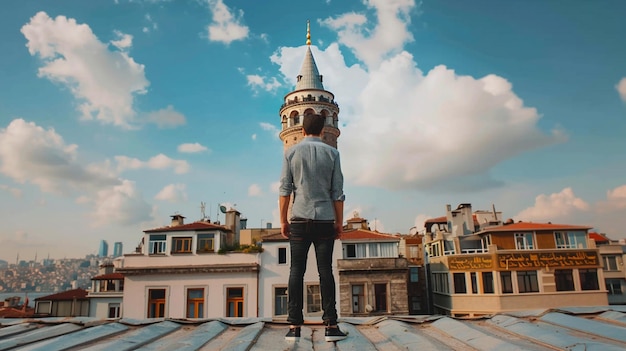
[279,136,344,221]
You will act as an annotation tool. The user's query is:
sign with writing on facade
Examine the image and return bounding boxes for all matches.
[497,251,598,269]
[448,255,493,270]
[447,251,599,271]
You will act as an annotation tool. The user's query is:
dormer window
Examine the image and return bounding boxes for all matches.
[297,75,302,82]
[197,233,215,253]
[149,235,167,254]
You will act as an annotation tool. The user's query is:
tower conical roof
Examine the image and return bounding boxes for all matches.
[295,46,324,91]
[295,22,324,91]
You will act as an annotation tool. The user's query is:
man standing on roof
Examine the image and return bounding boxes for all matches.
[279,114,347,342]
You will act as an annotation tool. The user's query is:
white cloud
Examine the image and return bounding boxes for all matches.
[21,12,149,129]
[246,74,281,93]
[270,181,280,193]
[110,30,133,50]
[413,214,431,232]
[271,2,565,192]
[260,122,280,137]
[251,134,257,140]
[514,187,590,223]
[0,118,153,226]
[89,179,152,225]
[248,183,262,197]
[0,119,119,194]
[617,77,626,102]
[0,184,22,198]
[597,184,626,212]
[143,13,158,33]
[206,0,249,44]
[178,142,209,153]
[144,105,186,128]
[115,154,190,174]
[321,0,415,69]
[155,183,188,202]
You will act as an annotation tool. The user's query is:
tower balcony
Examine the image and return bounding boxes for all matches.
[279,96,339,111]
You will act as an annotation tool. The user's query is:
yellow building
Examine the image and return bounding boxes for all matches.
[424,203,608,317]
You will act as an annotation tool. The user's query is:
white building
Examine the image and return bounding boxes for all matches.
[117,212,261,319]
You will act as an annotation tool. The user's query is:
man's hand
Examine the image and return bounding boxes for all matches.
[281,222,290,239]
[334,223,343,240]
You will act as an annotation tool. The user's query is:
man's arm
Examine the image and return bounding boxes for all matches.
[333,200,343,238]
[279,195,291,239]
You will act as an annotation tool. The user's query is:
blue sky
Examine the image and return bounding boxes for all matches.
[1,0,626,261]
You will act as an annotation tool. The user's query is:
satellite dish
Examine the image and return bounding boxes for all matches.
[365,304,373,313]
[219,205,227,213]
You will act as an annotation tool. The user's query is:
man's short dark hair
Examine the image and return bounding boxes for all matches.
[303,114,325,135]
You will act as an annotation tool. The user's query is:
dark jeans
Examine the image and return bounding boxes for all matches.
[287,221,338,326]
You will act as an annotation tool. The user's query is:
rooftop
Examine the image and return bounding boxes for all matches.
[1,306,626,350]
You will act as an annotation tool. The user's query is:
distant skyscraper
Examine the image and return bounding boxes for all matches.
[98,240,109,257]
[113,242,123,257]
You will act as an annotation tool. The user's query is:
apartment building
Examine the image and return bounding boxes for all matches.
[591,232,626,304]
[424,203,608,317]
[117,211,260,319]
[88,262,124,319]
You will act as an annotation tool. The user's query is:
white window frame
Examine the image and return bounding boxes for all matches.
[515,232,534,250]
[148,235,167,254]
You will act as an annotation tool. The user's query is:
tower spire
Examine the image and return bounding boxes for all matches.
[306,20,311,46]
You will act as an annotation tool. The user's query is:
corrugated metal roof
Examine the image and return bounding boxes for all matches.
[2,306,626,350]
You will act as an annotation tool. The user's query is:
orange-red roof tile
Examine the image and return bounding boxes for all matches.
[35,288,88,301]
[589,232,610,242]
[480,221,591,232]
[340,229,399,241]
[92,272,124,280]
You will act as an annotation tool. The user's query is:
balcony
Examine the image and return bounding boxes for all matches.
[337,257,408,271]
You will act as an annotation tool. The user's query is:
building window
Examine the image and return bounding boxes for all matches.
[278,247,287,264]
[197,234,214,253]
[554,231,587,249]
[108,303,120,318]
[603,256,619,271]
[409,267,419,283]
[352,284,365,313]
[186,288,204,318]
[411,296,421,312]
[454,273,467,294]
[374,284,387,312]
[148,288,166,318]
[579,269,599,290]
[106,280,116,291]
[555,269,575,291]
[514,233,534,250]
[470,273,478,294]
[482,272,494,293]
[501,272,513,294]
[409,246,419,258]
[517,271,539,293]
[172,237,192,253]
[307,285,321,313]
[606,279,623,295]
[226,287,244,317]
[369,243,379,257]
[345,243,366,258]
[149,235,167,254]
[274,287,288,316]
[432,273,449,293]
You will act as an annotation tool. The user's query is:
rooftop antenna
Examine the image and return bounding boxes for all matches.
[200,201,206,220]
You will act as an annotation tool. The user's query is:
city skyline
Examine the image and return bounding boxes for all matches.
[1,1,626,260]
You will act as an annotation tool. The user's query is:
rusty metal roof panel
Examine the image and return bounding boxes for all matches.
[2,308,626,351]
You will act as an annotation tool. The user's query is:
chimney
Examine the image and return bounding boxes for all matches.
[170,214,185,227]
